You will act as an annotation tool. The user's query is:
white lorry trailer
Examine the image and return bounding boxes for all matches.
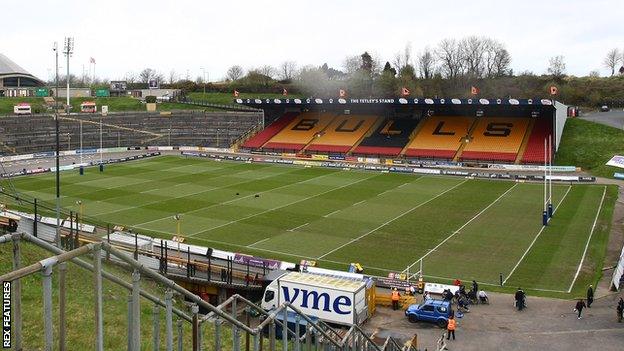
[260,271,372,326]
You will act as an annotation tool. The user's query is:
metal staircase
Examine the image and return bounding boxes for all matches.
[0,232,415,351]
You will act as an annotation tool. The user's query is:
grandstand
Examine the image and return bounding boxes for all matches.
[237,98,566,165]
[352,117,420,157]
[0,110,262,155]
[306,114,379,153]
[460,117,530,162]
[404,116,474,159]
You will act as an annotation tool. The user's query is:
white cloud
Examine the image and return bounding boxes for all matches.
[4,0,623,81]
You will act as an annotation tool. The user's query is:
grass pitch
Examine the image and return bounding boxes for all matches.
[3,155,615,297]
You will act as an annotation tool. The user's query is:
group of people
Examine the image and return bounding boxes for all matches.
[576,285,624,322]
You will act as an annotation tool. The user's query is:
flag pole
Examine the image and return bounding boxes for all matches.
[543,138,548,226]
[548,134,553,218]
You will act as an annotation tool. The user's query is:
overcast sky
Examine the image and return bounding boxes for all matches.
[3,0,623,82]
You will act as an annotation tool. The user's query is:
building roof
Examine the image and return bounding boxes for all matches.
[0,53,30,76]
[0,53,45,87]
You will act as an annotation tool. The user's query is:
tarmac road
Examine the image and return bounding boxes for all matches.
[363,290,624,351]
[580,109,624,129]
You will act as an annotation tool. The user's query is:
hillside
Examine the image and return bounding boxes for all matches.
[555,118,624,178]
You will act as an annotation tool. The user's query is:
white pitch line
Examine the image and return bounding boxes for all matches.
[47,161,225,202]
[567,186,607,293]
[247,237,272,247]
[316,178,469,260]
[323,209,341,218]
[406,182,519,270]
[352,200,366,206]
[288,222,309,232]
[186,175,376,237]
[133,169,341,227]
[502,185,572,285]
[98,168,278,217]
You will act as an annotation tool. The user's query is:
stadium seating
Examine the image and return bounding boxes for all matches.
[352,117,420,156]
[404,116,475,159]
[0,111,261,155]
[460,117,530,162]
[306,114,379,153]
[262,112,336,152]
[520,118,553,164]
[242,112,298,149]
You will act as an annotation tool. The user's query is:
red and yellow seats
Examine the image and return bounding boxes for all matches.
[263,112,336,151]
[242,112,299,149]
[461,117,530,162]
[521,118,553,164]
[404,116,474,159]
[307,114,379,153]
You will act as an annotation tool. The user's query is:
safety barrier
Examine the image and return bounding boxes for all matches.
[0,232,415,351]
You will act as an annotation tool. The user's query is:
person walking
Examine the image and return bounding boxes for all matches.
[391,288,401,311]
[617,298,624,323]
[472,280,479,294]
[586,285,594,308]
[446,316,456,340]
[515,288,526,310]
[575,299,586,319]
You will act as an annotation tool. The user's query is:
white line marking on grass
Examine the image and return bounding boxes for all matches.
[323,209,341,218]
[567,186,607,293]
[529,287,568,294]
[247,237,272,247]
[288,222,309,232]
[405,182,519,271]
[503,185,572,285]
[57,162,241,203]
[99,169,284,217]
[319,179,425,218]
[133,170,341,227]
[316,179,469,260]
[186,175,375,237]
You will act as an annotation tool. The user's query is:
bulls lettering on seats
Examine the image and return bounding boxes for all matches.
[404,116,474,159]
[263,112,336,151]
[306,114,379,153]
[460,117,530,162]
[352,118,420,156]
[242,112,299,149]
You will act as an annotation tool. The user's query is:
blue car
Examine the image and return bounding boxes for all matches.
[405,299,452,328]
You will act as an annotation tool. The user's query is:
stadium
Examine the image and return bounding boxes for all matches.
[2,6,624,349]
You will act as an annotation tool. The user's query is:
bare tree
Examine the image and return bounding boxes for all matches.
[124,71,137,83]
[547,55,566,79]
[437,39,464,79]
[139,68,162,83]
[279,61,297,80]
[460,36,486,78]
[168,69,179,84]
[483,38,512,77]
[258,65,276,79]
[343,55,361,75]
[603,48,621,76]
[226,65,244,81]
[392,43,413,72]
[417,47,436,79]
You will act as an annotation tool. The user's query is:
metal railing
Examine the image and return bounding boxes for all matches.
[178,98,262,112]
[0,232,414,351]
